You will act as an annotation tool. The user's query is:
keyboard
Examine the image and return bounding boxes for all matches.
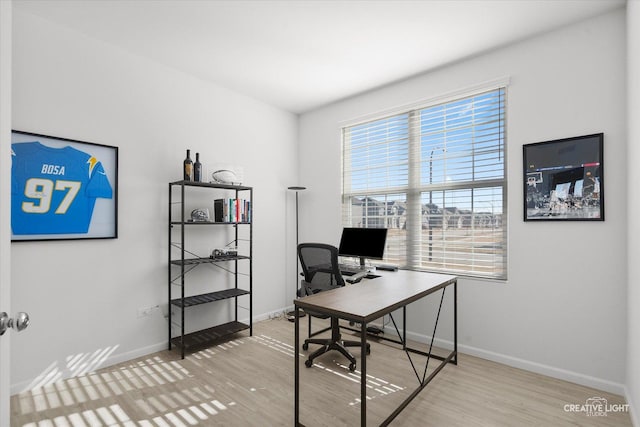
[339,264,366,275]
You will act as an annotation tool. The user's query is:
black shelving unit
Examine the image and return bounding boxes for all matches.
[168,180,253,358]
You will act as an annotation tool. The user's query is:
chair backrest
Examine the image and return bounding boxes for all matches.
[298,243,345,295]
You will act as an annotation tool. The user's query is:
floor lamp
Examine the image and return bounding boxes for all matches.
[287,186,306,321]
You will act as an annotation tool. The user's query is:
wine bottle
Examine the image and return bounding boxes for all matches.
[194,152,202,182]
[183,149,193,181]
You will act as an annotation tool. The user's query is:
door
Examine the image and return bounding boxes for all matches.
[0,1,12,424]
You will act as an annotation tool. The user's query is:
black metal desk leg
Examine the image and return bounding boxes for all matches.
[361,321,367,426]
[454,280,458,365]
[403,306,407,351]
[295,306,300,426]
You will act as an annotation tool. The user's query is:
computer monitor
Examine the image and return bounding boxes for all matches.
[338,227,388,269]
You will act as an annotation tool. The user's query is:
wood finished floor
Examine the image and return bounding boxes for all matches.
[11,317,632,426]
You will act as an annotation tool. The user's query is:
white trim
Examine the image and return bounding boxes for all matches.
[396,327,625,396]
[341,86,507,280]
[10,341,167,395]
[12,309,627,404]
[459,343,625,396]
[10,307,291,395]
[626,385,640,427]
[339,76,510,128]
[0,1,12,424]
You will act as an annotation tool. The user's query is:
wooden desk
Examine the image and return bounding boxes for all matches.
[294,270,457,426]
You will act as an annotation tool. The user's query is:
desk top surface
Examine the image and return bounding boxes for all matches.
[293,269,457,323]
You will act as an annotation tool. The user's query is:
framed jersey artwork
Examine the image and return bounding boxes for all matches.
[10,130,118,241]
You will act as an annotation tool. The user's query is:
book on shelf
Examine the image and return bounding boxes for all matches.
[214,198,251,223]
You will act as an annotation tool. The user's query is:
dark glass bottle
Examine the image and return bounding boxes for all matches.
[194,152,202,182]
[183,149,193,181]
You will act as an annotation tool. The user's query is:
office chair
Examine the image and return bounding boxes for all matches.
[297,243,370,371]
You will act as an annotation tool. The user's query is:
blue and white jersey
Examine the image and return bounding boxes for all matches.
[11,141,113,235]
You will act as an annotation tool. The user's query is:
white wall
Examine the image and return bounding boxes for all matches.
[627,0,640,423]
[299,9,627,393]
[10,9,298,392]
[0,0,13,423]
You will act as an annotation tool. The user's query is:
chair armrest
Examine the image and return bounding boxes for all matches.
[298,280,322,297]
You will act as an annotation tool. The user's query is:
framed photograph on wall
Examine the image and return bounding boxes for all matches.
[11,130,118,241]
[523,133,603,221]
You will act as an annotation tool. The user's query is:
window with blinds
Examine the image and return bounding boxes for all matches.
[341,88,507,279]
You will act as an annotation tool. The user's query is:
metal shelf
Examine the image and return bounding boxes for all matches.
[171,289,250,308]
[168,181,253,359]
[170,255,250,266]
[170,221,251,225]
[170,321,250,350]
[169,180,252,191]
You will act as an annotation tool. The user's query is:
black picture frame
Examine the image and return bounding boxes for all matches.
[523,133,603,222]
[11,130,118,241]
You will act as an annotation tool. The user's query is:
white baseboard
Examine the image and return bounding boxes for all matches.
[10,341,167,395]
[249,306,290,322]
[460,342,625,395]
[11,307,293,395]
[12,311,627,400]
[626,385,639,427]
[398,327,626,396]
[310,313,628,396]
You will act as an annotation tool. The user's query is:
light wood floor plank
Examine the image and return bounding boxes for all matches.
[11,317,632,426]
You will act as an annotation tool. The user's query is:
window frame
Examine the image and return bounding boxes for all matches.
[341,83,508,280]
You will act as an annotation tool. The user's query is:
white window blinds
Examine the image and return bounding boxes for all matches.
[342,88,507,279]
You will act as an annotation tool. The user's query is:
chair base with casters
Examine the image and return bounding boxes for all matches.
[302,316,370,371]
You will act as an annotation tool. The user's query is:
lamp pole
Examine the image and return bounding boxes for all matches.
[428,147,444,262]
[287,186,306,320]
[429,150,435,262]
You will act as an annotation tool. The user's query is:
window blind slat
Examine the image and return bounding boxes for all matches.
[342,88,507,279]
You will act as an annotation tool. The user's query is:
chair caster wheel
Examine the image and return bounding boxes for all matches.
[305,359,313,368]
[366,344,371,355]
[302,343,309,350]
[349,363,356,371]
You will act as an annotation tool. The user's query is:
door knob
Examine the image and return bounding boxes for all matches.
[0,312,30,335]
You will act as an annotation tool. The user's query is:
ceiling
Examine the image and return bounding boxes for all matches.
[14,0,625,114]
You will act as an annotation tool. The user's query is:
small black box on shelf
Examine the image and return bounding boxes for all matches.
[213,199,224,222]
